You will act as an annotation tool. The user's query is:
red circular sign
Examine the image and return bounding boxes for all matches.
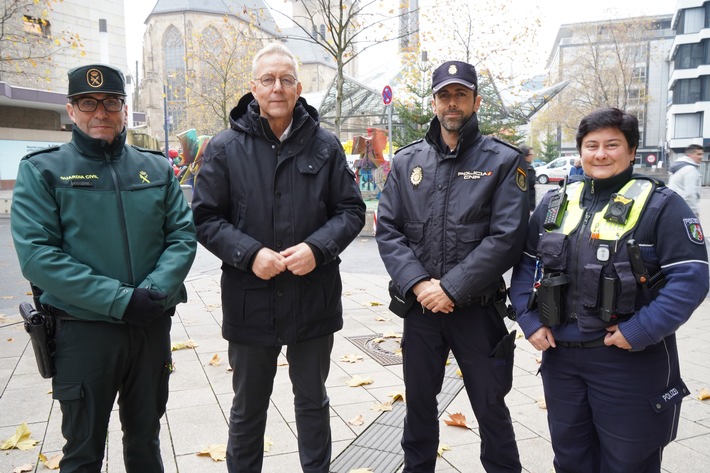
[382,85,393,105]
[646,154,656,164]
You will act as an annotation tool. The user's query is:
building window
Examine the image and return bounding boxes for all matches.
[320,24,326,39]
[682,7,705,34]
[675,40,708,69]
[674,112,703,138]
[163,26,187,133]
[673,77,704,104]
[23,16,51,37]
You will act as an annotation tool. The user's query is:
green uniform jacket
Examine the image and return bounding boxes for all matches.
[11,127,197,322]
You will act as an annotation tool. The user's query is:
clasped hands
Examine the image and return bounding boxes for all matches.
[252,243,316,280]
[412,279,454,314]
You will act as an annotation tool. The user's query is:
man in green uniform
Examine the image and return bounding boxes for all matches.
[10,64,197,473]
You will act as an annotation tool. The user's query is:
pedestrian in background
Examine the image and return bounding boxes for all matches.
[11,64,197,472]
[376,60,527,473]
[521,145,537,211]
[510,107,708,472]
[569,157,584,176]
[192,43,365,473]
[668,143,703,216]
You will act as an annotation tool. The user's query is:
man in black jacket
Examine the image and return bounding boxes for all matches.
[192,43,365,473]
[376,60,527,472]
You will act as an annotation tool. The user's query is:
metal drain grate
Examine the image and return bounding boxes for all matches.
[329,362,466,473]
[345,334,403,366]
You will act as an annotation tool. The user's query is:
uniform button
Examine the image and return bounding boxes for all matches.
[433,259,437,265]
[656,403,662,409]
[277,291,284,297]
[438,184,443,190]
[308,164,314,170]
[276,241,282,248]
[272,145,276,149]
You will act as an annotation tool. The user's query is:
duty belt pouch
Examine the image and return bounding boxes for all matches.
[388,281,415,318]
[19,302,55,378]
[537,231,569,272]
[537,273,570,327]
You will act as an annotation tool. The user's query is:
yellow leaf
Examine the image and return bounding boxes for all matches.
[12,465,33,473]
[698,387,710,400]
[389,391,405,403]
[209,353,221,366]
[382,331,402,339]
[346,375,373,387]
[0,423,39,450]
[348,414,365,426]
[443,412,471,429]
[455,368,462,377]
[196,444,227,461]
[516,331,523,339]
[371,401,393,412]
[171,339,198,351]
[7,338,14,342]
[537,396,547,409]
[263,435,273,453]
[0,295,13,299]
[437,443,451,457]
[39,452,63,469]
[371,337,385,344]
[366,301,383,307]
[340,353,363,364]
[375,315,389,321]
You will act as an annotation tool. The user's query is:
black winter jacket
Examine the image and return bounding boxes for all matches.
[192,94,365,345]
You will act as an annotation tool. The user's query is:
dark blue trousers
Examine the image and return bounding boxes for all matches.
[52,315,172,473]
[541,335,685,473]
[401,305,521,473]
[226,334,333,473]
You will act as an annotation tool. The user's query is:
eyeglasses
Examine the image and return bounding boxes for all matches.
[72,97,125,112]
[255,74,298,89]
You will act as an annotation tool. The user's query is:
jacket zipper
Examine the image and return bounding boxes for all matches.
[106,150,134,285]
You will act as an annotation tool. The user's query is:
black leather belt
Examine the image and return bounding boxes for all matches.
[45,305,81,321]
[556,337,606,348]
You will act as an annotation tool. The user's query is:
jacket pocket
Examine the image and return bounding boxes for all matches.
[581,264,603,310]
[52,381,88,443]
[538,231,569,271]
[614,261,637,314]
[403,222,424,243]
[455,221,488,261]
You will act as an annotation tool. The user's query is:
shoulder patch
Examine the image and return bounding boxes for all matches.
[683,218,704,245]
[22,145,61,160]
[516,166,528,191]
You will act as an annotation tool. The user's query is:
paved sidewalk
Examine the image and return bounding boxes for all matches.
[1,187,710,472]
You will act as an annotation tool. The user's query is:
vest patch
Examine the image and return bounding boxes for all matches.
[683,218,705,245]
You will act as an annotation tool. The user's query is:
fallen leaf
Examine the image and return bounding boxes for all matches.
[0,423,39,450]
[348,469,374,473]
[346,375,373,387]
[536,357,542,364]
[171,339,198,351]
[443,412,471,429]
[371,401,393,412]
[348,414,365,426]
[437,443,451,457]
[263,435,273,453]
[516,331,523,339]
[7,338,14,342]
[537,396,547,409]
[445,359,451,365]
[394,348,402,357]
[371,337,385,344]
[276,360,288,367]
[375,315,390,321]
[365,301,383,307]
[197,444,227,462]
[455,368,462,377]
[389,391,405,403]
[39,452,63,469]
[698,387,710,400]
[340,353,363,364]
[382,331,402,339]
[0,295,14,299]
[209,353,221,366]
[12,465,33,473]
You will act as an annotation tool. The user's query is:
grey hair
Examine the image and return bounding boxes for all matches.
[252,43,299,78]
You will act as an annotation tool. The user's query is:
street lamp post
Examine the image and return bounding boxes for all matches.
[163,84,170,159]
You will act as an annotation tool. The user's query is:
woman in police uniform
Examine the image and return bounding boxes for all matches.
[510,108,709,473]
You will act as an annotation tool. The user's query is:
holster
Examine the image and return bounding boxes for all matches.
[537,272,570,327]
[19,302,56,379]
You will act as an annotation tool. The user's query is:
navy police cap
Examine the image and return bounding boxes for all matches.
[67,64,126,98]
[432,60,478,94]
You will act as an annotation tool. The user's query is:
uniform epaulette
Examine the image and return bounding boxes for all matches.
[130,145,167,157]
[490,136,521,153]
[394,138,424,155]
[22,145,61,160]
[631,173,666,187]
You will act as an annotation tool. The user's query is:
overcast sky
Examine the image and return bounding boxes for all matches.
[122,0,676,78]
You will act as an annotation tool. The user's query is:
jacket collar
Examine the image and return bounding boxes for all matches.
[425,112,482,156]
[71,126,127,159]
[582,165,634,204]
[229,93,318,140]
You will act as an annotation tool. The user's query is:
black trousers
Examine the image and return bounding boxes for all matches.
[226,334,334,473]
[52,315,172,473]
[401,305,521,473]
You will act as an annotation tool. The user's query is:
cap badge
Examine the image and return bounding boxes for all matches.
[448,64,457,75]
[87,69,104,88]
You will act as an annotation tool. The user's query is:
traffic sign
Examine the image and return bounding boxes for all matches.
[646,154,656,164]
[382,85,393,105]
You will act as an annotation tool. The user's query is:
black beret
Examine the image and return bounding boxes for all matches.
[432,61,477,94]
[67,64,126,98]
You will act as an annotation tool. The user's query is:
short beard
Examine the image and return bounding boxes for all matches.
[440,113,471,133]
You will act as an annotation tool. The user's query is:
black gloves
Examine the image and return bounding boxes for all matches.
[122,288,168,326]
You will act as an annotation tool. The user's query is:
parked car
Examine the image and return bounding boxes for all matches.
[536,156,578,184]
